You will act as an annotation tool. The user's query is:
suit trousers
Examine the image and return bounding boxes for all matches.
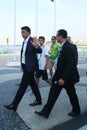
[42,82,80,116]
[12,67,42,107]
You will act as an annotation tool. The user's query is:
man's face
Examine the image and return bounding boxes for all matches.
[51,37,56,44]
[38,38,44,46]
[56,33,62,43]
[21,29,30,39]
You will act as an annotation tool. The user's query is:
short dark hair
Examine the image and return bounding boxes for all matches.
[21,26,31,33]
[51,36,56,39]
[57,29,67,38]
[38,36,45,41]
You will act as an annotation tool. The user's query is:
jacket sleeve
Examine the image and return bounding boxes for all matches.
[34,45,42,54]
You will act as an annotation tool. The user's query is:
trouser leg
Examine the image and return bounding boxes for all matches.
[12,71,29,107]
[29,73,42,102]
[42,84,62,115]
[65,84,80,113]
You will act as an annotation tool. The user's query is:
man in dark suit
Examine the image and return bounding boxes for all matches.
[4,26,42,111]
[35,29,81,118]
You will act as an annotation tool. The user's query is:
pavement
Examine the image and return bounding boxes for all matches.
[0,58,87,130]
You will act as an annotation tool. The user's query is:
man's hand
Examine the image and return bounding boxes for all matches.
[58,79,65,86]
[32,37,39,47]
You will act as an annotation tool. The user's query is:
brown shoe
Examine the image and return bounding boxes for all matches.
[4,104,17,111]
[29,100,42,106]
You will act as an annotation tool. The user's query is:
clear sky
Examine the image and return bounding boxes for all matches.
[0,0,87,45]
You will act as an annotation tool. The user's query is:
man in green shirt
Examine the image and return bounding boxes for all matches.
[48,36,60,79]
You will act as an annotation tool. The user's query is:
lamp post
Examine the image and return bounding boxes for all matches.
[36,0,38,37]
[13,0,16,61]
[50,0,56,35]
[53,0,56,35]
[6,0,20,66]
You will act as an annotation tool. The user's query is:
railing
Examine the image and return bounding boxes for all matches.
[77,46,87,59]
[0,45,87,59]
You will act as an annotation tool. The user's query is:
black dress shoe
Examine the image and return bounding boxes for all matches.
[68,111,81,117]
[4,104,17,111]
[29,100,42,106]
[35,111,49,119]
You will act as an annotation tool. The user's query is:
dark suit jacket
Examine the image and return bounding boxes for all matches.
[21,36,42,72]
[54,41,80,84]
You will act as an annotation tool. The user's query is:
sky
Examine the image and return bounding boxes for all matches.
[0,0,87,45]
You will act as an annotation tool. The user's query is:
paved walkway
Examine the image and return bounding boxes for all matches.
[0,59,87,130]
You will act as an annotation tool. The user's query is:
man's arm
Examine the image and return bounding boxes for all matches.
[44,55,49,70]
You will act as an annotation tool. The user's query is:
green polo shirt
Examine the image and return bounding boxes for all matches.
[50,43,60,59]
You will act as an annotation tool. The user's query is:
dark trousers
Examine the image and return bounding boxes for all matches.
[42,82,80,116]
[12,68,42,107]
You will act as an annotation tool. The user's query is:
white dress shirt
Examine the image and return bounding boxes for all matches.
[21,35,30,64]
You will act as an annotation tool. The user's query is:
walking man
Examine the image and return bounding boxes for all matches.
[4,26,42,111]
[35,36,51,86]
[48,36,60,79]
[35,29,81,118]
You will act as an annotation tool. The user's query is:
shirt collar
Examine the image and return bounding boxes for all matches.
[24,35,31,43]
[60,40,66,48]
